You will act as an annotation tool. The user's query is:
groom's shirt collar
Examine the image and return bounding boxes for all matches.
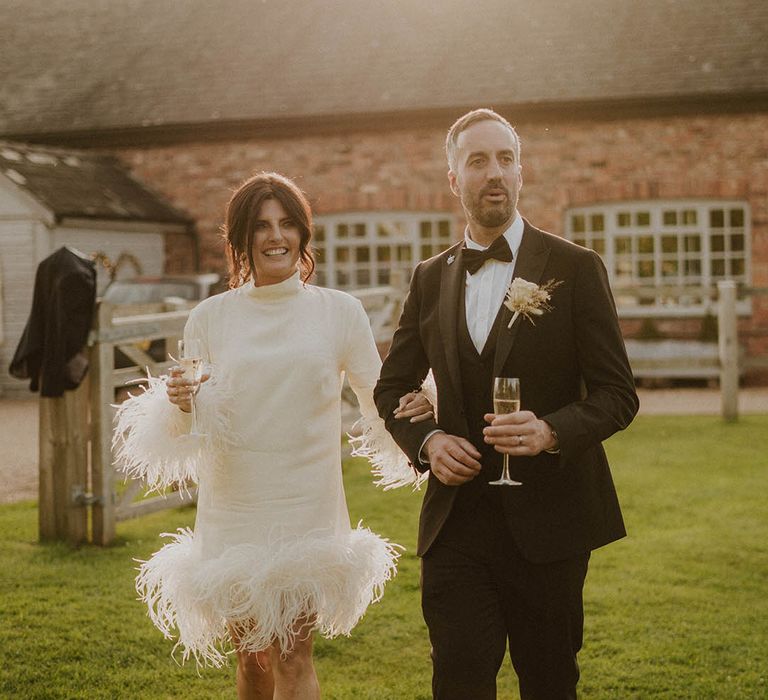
[463,211,524,256]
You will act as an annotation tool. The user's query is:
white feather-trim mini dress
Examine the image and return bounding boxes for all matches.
[113,271,405,666]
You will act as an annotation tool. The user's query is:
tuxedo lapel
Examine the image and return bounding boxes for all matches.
[493,223,551,378]
[438,243,465,405]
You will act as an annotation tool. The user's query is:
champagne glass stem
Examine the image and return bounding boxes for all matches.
[501,454,510,482]
[190,394,199,434]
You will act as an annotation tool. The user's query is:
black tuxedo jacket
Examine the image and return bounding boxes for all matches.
[9,246,96,397]
[374,221,639,563]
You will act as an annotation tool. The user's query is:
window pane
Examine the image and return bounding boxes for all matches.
[420,221,432,239]
[337,269,349,287]
[355,247,370,263]
[638,261,655,278]
[438,220,451,239]
[638,236,654,254]
[617,212,631,227]
[571,215,585,233]
[684,235,701,252]
[592,238,605,255]
[661,236,678,253]
[573,238,585,248]
[729,209,744,227]
[682,210,697,225]
[335,247,350,262]
[590,214,604,232]
[376,223,392,238]
[314,225,325,242]
[338,224,349,238]
[711,259,725,276]
[314,247,325,264]
[709,210,725,228]
[356,269,371,286]
[663,211,677,226]
[684,260,701,276]
[730,234,744,252]
[615,236,632,254]
[636,212,651,226]
[711,234,725,253]
[377,269,390,285]
[421,244,432,259]
[730,259,745,276]
[376,246,391,262]
[397,245,412,262]
[661,260,679,277]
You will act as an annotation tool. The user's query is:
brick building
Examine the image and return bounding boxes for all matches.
[1,0,767,380]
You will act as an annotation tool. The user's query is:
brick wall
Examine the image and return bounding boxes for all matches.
[116,111,768,379]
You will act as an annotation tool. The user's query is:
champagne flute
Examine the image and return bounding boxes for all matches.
[178,339,207,438]
[489,377,522,486]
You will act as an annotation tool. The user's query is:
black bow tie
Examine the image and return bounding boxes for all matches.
[462,236,513,274]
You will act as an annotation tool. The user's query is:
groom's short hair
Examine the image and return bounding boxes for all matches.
[445,108,521,172]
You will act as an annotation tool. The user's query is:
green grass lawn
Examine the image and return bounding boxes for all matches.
[1,415,766,699]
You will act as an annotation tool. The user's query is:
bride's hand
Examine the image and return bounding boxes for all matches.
[166,367,210,413]
[394,390,434,423]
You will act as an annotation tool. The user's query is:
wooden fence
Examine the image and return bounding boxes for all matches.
[40,285,405,546]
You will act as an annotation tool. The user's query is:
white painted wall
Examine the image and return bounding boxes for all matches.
[0,219,41,397]
[52,226,164,294]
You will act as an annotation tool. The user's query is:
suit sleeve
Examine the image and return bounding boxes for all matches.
[374,263,438,470]
[542,250,639,461]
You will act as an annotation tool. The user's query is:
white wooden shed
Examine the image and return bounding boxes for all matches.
[0,142,192,397]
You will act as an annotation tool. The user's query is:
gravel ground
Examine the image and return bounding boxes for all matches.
[1,388,765,504]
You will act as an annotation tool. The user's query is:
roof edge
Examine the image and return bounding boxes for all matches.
[4,91,767,148]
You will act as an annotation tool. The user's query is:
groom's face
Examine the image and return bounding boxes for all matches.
[448,119,522,231]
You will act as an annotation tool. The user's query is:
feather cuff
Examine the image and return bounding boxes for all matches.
[112,372,237,492]
[349,415,427,490]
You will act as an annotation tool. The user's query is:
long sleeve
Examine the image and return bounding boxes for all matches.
[541,250,639,462]
[343,298,426,490]
[112,309,235,492]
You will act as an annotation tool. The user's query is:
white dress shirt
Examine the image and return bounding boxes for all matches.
[464,213,524,352]
[418,212,524,463]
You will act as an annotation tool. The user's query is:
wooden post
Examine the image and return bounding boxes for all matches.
[38,378,89,545]
[717,280,739,422]
[90,301,117,545]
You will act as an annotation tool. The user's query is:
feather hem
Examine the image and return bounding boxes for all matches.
[136,526,401,666]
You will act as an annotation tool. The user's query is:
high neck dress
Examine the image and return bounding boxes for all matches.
[115,271,404,666]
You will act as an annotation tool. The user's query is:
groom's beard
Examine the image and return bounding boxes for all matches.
[463,181,515,228]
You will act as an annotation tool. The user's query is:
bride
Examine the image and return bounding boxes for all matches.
[114,172,432,699]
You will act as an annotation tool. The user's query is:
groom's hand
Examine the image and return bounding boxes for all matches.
[424,433,482,485]
[483,410,557,455]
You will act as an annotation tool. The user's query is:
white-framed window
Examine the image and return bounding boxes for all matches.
[564,200,751,317]
[313,212,454,289]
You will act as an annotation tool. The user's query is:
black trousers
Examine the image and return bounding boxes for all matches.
[421,491,590,700]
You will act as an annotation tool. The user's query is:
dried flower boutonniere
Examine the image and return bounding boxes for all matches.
[503,277,563,329]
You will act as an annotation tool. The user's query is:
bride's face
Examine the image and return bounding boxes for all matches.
[250,198,302,286]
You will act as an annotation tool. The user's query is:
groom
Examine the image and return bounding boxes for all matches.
[374,108,638,699]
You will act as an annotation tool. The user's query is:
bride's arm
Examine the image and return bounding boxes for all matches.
[341,297,431,490]
[112,311,225,492]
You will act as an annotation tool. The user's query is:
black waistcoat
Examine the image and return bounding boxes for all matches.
[449,289,507,513]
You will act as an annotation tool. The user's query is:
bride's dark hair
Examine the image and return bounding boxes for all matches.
[222,172,316,288]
